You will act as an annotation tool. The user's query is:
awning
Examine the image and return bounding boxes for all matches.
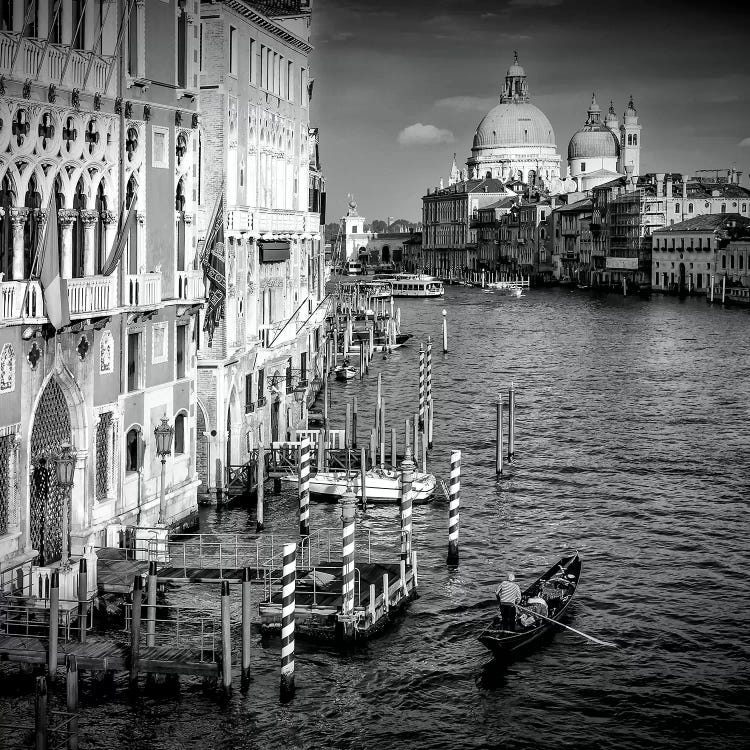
[259,240,291,263]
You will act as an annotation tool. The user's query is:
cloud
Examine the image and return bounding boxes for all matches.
[740,137,750,147]
[509,0,564,6]
[435,95,497,112]
[398,123,455,146]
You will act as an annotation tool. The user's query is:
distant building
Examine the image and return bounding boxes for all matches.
[467,53,561,186]
[651,214,750,293]
[550,199,595,283]
[474,197,518,273]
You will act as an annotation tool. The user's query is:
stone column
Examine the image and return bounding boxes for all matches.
[10,208,28,280]
[184,212,195,270]
[81,210,99,277]
[101,211,118,269]
[58,210,77,279]
[8,433,21,533]
[70,449,87,558]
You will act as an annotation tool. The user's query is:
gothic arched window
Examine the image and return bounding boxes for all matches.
[0,175,16,279]
[95,181,108,273]
[24,174,42,279]
[688,203,694,213]
[72,177,87,278]
[632,134,638,146]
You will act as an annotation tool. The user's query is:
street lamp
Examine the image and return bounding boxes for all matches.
[154,416,174,526]
[55,443,76,562]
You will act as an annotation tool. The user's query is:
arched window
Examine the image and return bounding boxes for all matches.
[675,203,680,213]
[125,427,142,472]
[174,413,186,454]
[95,181,108,273]
[485,171,491,179]
[627,134,632,146]
[688,203,693,213]
[0,175,16,279]
[721,204,726,213]
[72,176,86,277]
[176,178,186,273]
[126,175,138,274]
[632,134,638,146]
[742,204,747,213]
[23,174,43,279]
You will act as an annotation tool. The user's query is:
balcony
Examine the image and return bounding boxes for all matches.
[0,279,44,321]
[257,209,305,234]
[177,270,205,302]
[0,32,116,97]
[67,276,117,315]
[124,273,161,308]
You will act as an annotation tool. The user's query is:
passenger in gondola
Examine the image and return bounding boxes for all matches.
[495,572,522,631]
[343,357,350,367]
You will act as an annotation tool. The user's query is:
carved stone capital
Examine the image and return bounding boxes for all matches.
[9,208,29,228]
[101,210,117,225]
[57,209,78,226]
[79,210,99,227]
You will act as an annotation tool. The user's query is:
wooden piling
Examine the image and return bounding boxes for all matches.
[379,397,386,468]
[382,573,390,615]
[496,393,504,475]
[507,383,516,461]
[66,655,79,750]
[391,427,397,469]
[298,436,311,537]
[352,396,358,449]
[317,429,326,472]
[323,365,329,427]
[418,343,425,430]
[400,559,407,595]
[369,429,377,470]
[77,558,88,644]
[447,450,461,565]
[412,412,418,460]
[256,446,265,532]
[130,575,142,687]
[404,418,410,453]
[360,447,368,511]
[242,568,252,685]
[280,542,297,701]
[341,484,357,626]
[35,675,48,750]
[221,580,232,693]
[442,309,448,353]
[412,549,418,590]
[722,275,726,304]
[369,583,376,621]
[146,560,157,648]
[399,448,415,562]
[426,338,432,435]
[345,401,351,449]
[48,570,59,680]
[421,431,427,474]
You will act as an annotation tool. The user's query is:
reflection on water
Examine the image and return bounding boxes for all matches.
[2,287,749,750]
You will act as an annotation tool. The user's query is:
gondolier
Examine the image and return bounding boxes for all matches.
[496,573,522,632]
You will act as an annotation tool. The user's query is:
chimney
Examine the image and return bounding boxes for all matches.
[682,172,688,198]
[655,173,665,197]
[665,173,673,198]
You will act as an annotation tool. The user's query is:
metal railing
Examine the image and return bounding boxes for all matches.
[0,596,93,640]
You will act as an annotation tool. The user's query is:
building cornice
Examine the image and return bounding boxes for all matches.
[213,1,313,54]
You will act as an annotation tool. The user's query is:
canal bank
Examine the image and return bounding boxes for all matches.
[1,286,748,750]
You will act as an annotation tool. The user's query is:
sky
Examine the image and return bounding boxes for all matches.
[308,0,750,223]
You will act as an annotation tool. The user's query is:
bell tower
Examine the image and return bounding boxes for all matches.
[500,51,530,103]
[619,96,641,177]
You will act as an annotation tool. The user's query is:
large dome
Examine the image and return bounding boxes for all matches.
[473,102,556,149]
[568,123,620,160]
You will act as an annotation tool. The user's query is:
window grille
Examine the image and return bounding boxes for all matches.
[96,412,113,500]
[0,434,14,535]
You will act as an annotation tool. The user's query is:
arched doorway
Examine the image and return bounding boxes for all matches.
[679,262,686,293]
[271,397,280,443]
[226,403,232,471]
[196,403,208,497]
[381,245,391,264]
[29,378,72,566]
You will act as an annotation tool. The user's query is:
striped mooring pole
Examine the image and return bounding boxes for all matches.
[496,393,504,475]
[507,382,516,461]
[418,342,425,431]
[447,450,461,565]
[340,482,357,637]
[279,542,297,701]
[400,447,415,562]
[298,436,310,537]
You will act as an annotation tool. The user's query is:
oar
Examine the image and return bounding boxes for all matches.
[516,605,617,648]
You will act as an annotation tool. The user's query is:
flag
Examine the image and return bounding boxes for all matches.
[101,195,138,276]
[201,191,226,345]
[39,197,70,330]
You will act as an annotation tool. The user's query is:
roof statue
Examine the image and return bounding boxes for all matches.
[346,193,359,217]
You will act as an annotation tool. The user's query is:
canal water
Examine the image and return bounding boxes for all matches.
[2,286,749,749]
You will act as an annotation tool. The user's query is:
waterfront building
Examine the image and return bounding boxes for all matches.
[0,1,203,575]
[401,231,424,274]
[474,197,518,273]
[467,53,561,186]
[550,198,595,283]
[195,0,326,502]
[651,214,750,293]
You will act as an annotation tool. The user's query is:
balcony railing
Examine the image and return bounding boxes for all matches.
[0,279,44,321]
[257,209,305,234]
[0,32,116,97]
[125,273,161,307]
[67,276,117,315]
[177,269,205,301]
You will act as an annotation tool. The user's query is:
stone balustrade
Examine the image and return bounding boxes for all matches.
[124,272,162,307]
[0,279,45,321]
[177,269,206,301]
[67,276,117,315]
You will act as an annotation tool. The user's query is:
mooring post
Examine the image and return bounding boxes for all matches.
[280,542,297,701]
[376,372,382,443]
[412,549,419,590]
[722,275,726,304]
[426,337,432,432]
[418,342,425,431]
[256,446,265,532]
[359,345,363,380]
[710,274,715,303]
[345,401,351,449]
[379,396,386,469]
[130,575,142,687]
[507,383,516,461]
[428,397,434,450]
[359,445,369,511]
[242,567,252,685]
[496,393,504,475]
[442,309,448,353]
[35,675,48,750]
[221,580,232,693]
[340,484,357,640]
[352,396,358,449]
[399,447,415,562]
[421,430,427,474]
[77,558,88,644]
[391,427,397,469]
[447,450,461,564]
[369,583,376,622]
[66,655,79,750]
[323,364,329,428]
[48,570,59,680]
[412,412,418,460]
[382,572,390,615]
[400,559,407,595]
[298,437,311,537]
[317,429,325,473]
[145,560,157,647]
[404,418,410,453]
[369,429,377,470]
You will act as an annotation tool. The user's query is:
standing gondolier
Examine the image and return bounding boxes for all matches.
[496,573,522,632]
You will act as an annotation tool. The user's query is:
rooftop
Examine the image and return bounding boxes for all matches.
[652,214,750,233]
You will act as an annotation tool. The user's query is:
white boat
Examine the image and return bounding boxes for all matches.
[282,468,437,504]
[345,260,363,276]
[486,283,523,298]
[380,276,444,298]
[334,365,357,380]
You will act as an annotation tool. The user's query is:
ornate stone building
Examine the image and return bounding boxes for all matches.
[0,1,204,578]
[195,0,326,502]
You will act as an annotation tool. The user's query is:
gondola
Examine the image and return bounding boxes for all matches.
[478,551,581,660]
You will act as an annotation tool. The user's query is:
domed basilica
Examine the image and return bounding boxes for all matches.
[467,53,561,186]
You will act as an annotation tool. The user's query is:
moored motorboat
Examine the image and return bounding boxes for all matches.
[282,468,437,504]
[478,552,581,659]
[334,365,357,380]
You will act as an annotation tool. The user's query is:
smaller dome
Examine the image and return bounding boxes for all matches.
[507,62,526,78]
[568,124,620,160]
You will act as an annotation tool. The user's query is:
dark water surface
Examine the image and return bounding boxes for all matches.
[2,287,750,750]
